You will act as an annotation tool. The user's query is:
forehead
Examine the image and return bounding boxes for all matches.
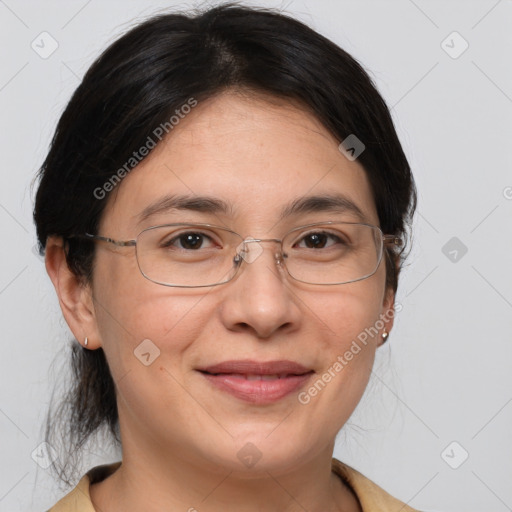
[101,91,378,233]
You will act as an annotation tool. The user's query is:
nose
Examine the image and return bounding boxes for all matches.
[217,238,302,339]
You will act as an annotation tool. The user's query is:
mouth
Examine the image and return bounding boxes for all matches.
[196,360,314,404]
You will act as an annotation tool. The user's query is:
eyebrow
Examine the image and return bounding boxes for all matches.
[136,193,368,224]
[280,194,367,222]
[136,195,234,224]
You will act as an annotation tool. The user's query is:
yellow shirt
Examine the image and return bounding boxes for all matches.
[47,458,420,511]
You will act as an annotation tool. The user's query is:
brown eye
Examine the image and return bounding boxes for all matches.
[294,231,345,249]
[161,232,215,250]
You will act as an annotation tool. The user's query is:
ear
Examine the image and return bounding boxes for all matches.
[378,286,396,347]
[45,236,101,349]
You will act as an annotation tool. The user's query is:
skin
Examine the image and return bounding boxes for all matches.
[46,90,396,512]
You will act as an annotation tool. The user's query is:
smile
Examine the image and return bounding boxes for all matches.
[197,360,315,404]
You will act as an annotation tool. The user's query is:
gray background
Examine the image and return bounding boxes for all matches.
[1,0,511,511]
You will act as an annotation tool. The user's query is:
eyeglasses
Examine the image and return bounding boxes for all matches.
[78,221,403,288]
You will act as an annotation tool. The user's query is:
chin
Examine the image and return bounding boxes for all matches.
[197,428,320,477]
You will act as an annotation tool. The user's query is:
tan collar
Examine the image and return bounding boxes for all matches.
[48,458,419,511]
[331,458,419,511]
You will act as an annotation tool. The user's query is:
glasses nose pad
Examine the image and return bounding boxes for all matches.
[235,237,264,264]
[235,238,284,266]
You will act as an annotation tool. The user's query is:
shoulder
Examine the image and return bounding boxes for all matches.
[46,461,121,512]
[332,458,423,512]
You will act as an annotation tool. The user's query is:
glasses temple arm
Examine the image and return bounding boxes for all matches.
[83,233,137,247]
[382,235,403,247]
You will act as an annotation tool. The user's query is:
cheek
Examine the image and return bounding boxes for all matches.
[92,254,213,375]
[301,278,386,410]
[314,298,380,388]
[312,276,386,351]
[93,282,217,437]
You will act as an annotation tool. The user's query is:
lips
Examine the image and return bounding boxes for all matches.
[197,360,314,404]
[199,359,311,376]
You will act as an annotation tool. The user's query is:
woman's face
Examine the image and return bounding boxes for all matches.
[86,91,394,473]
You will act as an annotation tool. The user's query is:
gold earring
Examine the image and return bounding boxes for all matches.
[381,331,389,343]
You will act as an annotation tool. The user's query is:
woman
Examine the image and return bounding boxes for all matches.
[35,3,418,511]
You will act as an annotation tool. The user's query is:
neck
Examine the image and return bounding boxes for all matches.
[90,429,361,512]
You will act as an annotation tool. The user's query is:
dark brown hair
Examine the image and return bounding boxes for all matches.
[33,2,416,486]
